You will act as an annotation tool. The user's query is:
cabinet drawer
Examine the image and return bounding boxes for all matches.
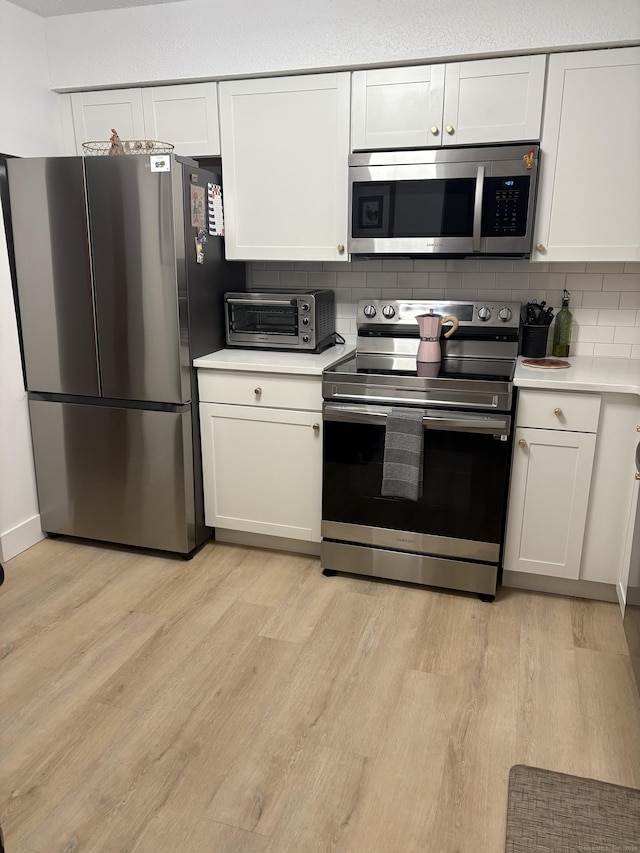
[198,369,322,410]
[516,389,601,433]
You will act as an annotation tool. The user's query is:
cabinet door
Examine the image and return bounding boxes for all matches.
[141,83,220,156]
[70,89,145,153]
[442,55,546,145]
[618,440,640,616]
[219,73,350,262]
[200,403,322,542]
[351,65,445,150]
[504,427,596,579]
[533,47,640,263]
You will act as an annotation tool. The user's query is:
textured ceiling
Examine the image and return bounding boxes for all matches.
[5,0,188,16]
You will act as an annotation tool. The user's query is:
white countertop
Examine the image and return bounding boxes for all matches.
[514,355,640,396]
[194,342,355,376]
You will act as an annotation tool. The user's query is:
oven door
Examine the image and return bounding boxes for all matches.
[225,296,300,348]
[322,402,512,564]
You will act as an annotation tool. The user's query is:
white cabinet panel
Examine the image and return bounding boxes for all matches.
[200,402,322,542]
[141,83,220,156]
[351,65,445,150]
[351,55,545,151]
[70,89,145,152]
[443,55,546,145]
[533,47,640,262]
[504,426,596,579]
[219,73,350,262]
[68,84,220,157]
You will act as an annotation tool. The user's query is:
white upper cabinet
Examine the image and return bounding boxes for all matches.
[67,83,220,156]
[141,83,220,156]
[351,55,546,150]
[351,65,445,150]
[219,73,351,262]
[532,47,640,263]
[70,88,146,152]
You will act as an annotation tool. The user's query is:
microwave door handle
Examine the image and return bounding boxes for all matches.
[472,165,485,253]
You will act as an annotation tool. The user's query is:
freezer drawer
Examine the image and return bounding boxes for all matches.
[29,399,197,554]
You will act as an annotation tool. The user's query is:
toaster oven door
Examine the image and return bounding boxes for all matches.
[225,296,300,347]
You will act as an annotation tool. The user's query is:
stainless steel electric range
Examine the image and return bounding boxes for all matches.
[321,298,521,600]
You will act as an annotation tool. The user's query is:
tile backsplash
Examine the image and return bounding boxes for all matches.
[248,259,640,358]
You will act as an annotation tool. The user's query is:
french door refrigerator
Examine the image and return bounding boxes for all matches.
[7,155,245,556]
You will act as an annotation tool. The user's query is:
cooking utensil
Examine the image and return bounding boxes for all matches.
[416,310,460,364]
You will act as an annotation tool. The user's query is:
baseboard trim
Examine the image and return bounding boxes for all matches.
[502,570,617,602]
[1,514,45,562]
[214,528,321,557]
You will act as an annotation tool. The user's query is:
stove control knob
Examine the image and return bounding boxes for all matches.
[382,305,396,319]
[363,304,377,318]
[478,307,492,321]
[498,307,513,322]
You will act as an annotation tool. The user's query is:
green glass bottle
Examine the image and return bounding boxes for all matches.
[552,289,573,358]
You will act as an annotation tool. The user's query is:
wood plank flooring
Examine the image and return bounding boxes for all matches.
[1,537,639,852]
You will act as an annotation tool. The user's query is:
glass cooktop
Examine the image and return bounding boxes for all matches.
[327,354,516,384]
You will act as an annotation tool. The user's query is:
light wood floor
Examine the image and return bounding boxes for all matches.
[1,537,639,852]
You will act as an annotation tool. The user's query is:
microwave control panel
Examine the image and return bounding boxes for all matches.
[481,176,530,237]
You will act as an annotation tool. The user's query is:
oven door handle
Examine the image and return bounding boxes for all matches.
[323,402,511,436]
[225,298,295,307]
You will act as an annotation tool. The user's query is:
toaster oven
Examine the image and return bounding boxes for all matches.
[224,290,336,352]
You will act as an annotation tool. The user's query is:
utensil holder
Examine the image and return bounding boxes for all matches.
[521,324,550,358]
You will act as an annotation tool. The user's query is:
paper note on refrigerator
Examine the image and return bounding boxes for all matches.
[208,183,224,236]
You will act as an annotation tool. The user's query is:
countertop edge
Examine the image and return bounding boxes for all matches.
[514,356,640,397]
[193,343,356,376]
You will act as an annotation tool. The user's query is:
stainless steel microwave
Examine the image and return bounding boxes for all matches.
[224,290,336,352]
[348,143,539,258]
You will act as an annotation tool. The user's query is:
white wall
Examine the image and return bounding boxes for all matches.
[0,0,64,561]
[45,0,640,91]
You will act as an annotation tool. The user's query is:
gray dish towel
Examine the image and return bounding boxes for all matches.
[381,408,426,501]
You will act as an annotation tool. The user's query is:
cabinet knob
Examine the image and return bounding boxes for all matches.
[519,439,527,448]
[445,125,454,134]
[254,387,262,396]
[636,473,640,480]
[536,243,545,252]
[430,126,439,135]
[554,408,562,416]
[337,244,345,253]
[312,423,320,431]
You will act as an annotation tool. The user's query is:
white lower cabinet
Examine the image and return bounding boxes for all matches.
[198,371,323,543]
[504,389,640,594]
[504,425,597,579]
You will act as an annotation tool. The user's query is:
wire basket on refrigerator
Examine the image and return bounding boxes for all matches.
[82,139,174,155]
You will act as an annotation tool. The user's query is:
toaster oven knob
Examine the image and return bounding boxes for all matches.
[498,307,512,322]
[302,317,310,325]
[302,334,310,343]
[382,305,396,319]
[301,303,310,312]
[363,304,377,318]
[478,307,492,321]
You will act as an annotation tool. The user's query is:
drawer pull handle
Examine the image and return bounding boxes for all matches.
[636,473,640,480]
[312,423,320,431]
[254,387,262,396]
[519,439,527,448]
[554,408,562,416]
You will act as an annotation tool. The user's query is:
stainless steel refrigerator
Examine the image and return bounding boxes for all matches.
[7,155,245,556]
